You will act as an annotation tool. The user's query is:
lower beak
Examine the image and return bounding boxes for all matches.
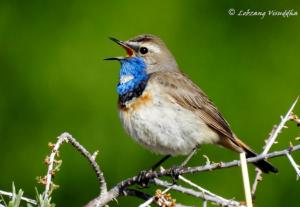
[103,57,123,61]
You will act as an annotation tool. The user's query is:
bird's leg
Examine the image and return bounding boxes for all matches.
[180,147,198,167]
[170,148,198,183]
[137,155,171,188]
[151,154,171,170]
[137,148,198,187]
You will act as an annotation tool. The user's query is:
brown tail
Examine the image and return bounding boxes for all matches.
[219,137,278,173]
[242,146,278,173]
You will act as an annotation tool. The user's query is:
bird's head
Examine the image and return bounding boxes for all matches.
[105,34,179,74]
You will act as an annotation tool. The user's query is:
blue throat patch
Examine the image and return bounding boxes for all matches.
[117,57,148,96]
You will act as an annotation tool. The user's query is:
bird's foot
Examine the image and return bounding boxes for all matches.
[169,166,181,184]
[136,169,152,188]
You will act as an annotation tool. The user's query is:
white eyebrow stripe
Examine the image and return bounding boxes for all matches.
[143,44,161,53]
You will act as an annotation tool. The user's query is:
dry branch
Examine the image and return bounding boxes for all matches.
[86,144,300,207]
[252,97,299,198]
[0,98,299,207]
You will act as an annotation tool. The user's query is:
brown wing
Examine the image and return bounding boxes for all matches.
[149,71,235,141]
[149,71,279,173]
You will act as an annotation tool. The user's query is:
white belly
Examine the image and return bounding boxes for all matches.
[119,87,220,156]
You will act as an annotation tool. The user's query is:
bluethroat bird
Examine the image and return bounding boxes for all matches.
[106,34,278,174]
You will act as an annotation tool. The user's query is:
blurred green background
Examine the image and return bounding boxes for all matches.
[0,0,299,206]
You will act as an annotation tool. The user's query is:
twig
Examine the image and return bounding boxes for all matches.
[239,153,252,207]
[252,97,299,197]
[251,168,262,197]
[156,144,300,175]
[164,160,236,207]
[0,190,37,205]
[251,125,275,197]
[153,179,243,207]
[286,152,300,179]
[42,132,107,206]
[43,133,68,200]
[178,174,238,206]
[142,164,239,207]
[262,97,298,155]
[64,133,107,195]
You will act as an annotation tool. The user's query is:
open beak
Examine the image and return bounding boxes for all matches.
[104,37,138,61]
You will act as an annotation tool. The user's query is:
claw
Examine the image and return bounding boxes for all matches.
[170,166,180,184]
[136,170,151,188]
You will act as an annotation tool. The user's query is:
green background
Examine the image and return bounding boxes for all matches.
[0,0,299,206]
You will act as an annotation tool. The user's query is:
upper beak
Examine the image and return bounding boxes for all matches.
[104,37,138,61]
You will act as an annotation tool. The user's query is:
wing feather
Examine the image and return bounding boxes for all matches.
[149,71,235,140]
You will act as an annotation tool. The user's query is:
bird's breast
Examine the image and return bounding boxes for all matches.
[118,82,220,156]
[119,91,153,113]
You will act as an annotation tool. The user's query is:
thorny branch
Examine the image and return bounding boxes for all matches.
[262,97,299,155]
[86,144,300,207]
[0,98,299,207]
[286,152,300,179]
[251,97,300,198]
[140,164,243,207]
[39,133,107,206]
[65,133,107,195]
[42,134,67,201]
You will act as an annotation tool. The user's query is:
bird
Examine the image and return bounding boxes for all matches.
[105,34,278,174]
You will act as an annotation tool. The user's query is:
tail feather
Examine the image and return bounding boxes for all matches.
[219,137,278,173]
[243,147,278,173]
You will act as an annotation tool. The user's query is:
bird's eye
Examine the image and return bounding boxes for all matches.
[139,47,148,54]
